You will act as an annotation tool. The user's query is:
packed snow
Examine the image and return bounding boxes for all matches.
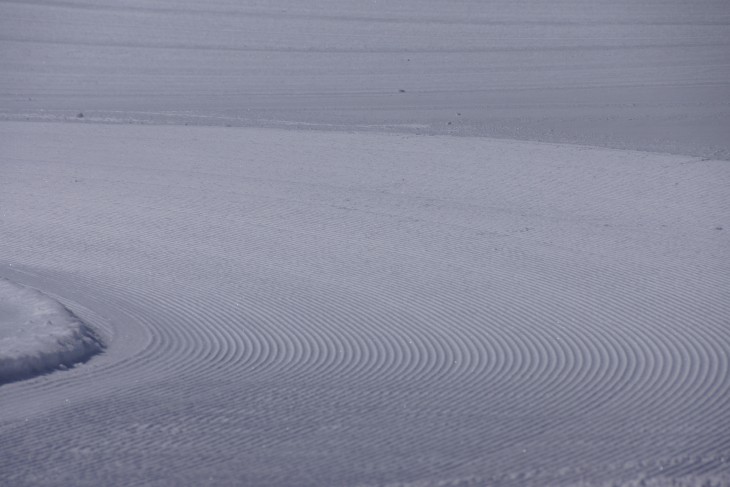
[0,0,729,486]
[2,121,728,486]
[1,0,729,159]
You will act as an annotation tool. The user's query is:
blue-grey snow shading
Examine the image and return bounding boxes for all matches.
[1,0,729,160]
[0,278,103,384]
[0,0,729,485]
[0,122,728,486]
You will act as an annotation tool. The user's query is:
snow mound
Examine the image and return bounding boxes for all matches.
[0,278,104,384]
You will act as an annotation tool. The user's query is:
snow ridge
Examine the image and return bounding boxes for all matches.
[0,278,103,384]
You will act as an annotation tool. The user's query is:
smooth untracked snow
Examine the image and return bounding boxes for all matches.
[1,121,728,486]
[0,278,103,384]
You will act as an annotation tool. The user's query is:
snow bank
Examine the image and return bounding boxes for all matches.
[0,278,103,384]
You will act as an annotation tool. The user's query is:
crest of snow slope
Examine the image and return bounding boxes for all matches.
[0,278,103,384]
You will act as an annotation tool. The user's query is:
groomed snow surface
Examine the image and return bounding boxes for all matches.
[0,278,103,384]
[1,0,729,485]
[2,0,730,159]
[0,121,728,486]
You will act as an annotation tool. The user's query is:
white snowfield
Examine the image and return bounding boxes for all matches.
[0,278,104,384]
[1,0,729,486]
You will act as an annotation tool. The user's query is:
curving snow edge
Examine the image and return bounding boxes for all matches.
[0,278,104,384]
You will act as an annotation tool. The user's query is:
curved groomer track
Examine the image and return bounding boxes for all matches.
[1,0,729,486]
[1,123,728,486]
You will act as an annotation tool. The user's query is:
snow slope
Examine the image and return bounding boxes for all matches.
[0,121,728,485]
[0,278,103,384]
[1,0,729,485]
[1,0,729,159]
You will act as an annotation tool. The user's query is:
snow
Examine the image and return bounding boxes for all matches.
[0,0,729,485]
[1,121,728,485]
[0,278,103,384]
[1,0,729,159]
